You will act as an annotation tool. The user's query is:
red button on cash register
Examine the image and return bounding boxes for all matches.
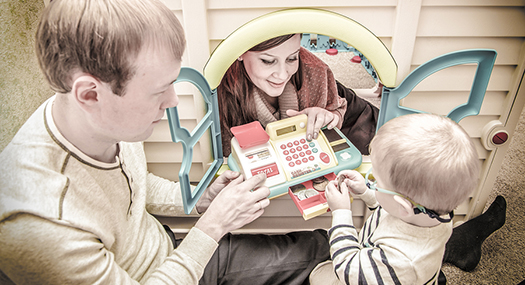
[251,163,280,178]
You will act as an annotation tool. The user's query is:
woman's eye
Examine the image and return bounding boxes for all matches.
[261,59,275,65]
[287,57,298,62]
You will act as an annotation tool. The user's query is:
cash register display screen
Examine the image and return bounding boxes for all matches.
[244,148,271,164]
[276,125,296,136]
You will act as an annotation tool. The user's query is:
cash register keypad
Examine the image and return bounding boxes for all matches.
[278,137,331,179]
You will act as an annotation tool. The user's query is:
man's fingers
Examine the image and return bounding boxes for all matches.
[215,170,241,185]
[252,197,270,214]
[252,185,271,200]
[258,197,270,209]
[239,173,267,192]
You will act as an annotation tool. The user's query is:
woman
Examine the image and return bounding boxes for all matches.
[217,33,378,156]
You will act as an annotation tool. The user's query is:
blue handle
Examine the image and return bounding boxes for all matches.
[377,49,497,130]
[166,67,223,214]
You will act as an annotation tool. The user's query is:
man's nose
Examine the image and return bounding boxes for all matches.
[161,85,179,110]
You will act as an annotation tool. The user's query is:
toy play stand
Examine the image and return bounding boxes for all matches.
[165,8,497,216]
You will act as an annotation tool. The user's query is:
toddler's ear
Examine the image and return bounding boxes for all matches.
[393,195,414,218]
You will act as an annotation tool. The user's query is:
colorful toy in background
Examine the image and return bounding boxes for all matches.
[301,33,378,82]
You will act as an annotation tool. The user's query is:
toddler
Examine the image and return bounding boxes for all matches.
[310,113,480,284]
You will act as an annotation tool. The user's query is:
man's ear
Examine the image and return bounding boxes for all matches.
[393,195,415,218]
[70,75,102,112]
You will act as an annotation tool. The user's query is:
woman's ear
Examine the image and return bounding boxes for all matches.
[393,195,415,218]
[70,75,101,112]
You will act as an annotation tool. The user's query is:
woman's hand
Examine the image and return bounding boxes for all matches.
[286,108,340,141]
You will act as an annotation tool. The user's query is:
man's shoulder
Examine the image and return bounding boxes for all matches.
[0,102,70,222]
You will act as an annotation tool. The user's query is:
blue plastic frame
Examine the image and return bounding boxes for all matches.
[377,49,497,130]
[166,67,223,214]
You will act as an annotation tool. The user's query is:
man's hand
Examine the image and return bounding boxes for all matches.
[286,108,339,141]
[195,173,270,242]
[196,170,241,214]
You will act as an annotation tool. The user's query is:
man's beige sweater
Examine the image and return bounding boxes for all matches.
[0,96,217,284]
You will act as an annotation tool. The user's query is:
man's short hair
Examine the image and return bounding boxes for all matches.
[370,113,481,214]
[36,0,186,95]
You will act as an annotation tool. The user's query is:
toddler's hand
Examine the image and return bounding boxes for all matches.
[337,170,367,195]
[325,180,351,211]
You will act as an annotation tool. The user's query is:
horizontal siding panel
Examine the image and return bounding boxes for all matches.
[408,65,514,92]
[173,94,197,119]
[422,0,525,7]
[455,197,472,215]
[160,0,181,10]
[207,0,397,9]
[174,82,203,94]
[145,141,212,162]
[207,9,282,40]
[401,91,507,116]
[322,7,396,37]
[207,7,395,40]
[417,7,525,37]
[146,119,198,142]
[412,37,525,65]
[459,114,502,138]
[147,121,172,142]
[472,140,491,160]
[148,162,207,182]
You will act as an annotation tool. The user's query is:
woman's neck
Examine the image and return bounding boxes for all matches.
[262,92,279,110]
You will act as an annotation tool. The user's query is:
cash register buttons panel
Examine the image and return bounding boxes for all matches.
[278,137,332,179]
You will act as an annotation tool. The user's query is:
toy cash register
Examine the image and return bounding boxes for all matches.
[228,114,362,219]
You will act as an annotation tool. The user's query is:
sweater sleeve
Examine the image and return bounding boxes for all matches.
[0,214,216,285]
[353,188,380,210]
[329,210,417,285]
[145,172,200,216]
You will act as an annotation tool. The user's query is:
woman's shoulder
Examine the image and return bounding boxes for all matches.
[300,47,329,68]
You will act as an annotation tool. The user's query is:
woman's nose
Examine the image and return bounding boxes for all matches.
[273,63,289,81]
